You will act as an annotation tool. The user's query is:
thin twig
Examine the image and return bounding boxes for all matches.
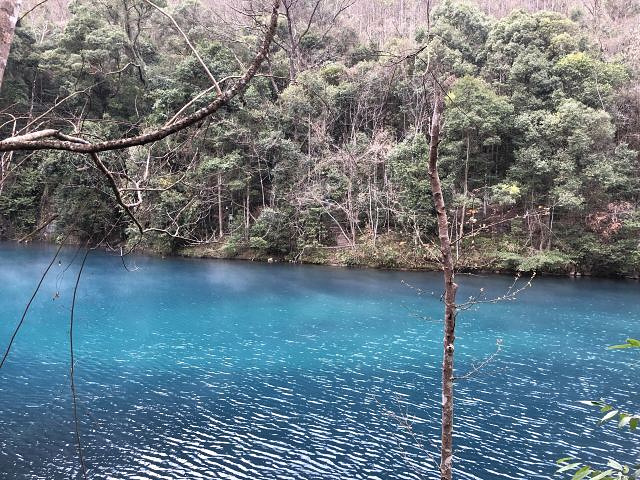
[453,339,503,381]
[18,0,49,22]
[70,248,90,480]
[457,273,536,311]
[140,0,222,95]
[0,241,65,369]
[17,214,59,243]
[372,393,440,474]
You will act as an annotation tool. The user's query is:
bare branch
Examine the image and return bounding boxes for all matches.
[0,241,65,369]
[140,0,222,95]
[17,214,59,243]
[457,273,536,311]
[18,0,48,22]
[0,0,280,153]
[453,339,503,381]
[69,247,90,480]
[4,128,58,143]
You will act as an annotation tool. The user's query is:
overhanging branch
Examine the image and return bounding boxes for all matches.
[0,0,280,154]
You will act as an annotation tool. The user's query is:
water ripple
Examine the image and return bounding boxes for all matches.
[0,245,638,479]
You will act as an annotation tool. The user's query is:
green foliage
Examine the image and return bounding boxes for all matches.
[507,99,635,211]
[222,214,249,257]
[484,9,583,77]
[441,75,513,194]
[348,43,379,65]
[491,182,521,206]
[387,134,436,235]
[445,76,513,138]
[553,52,629,108]
[249,208,293,255]
[0,0,638,275]
[575,399,639,431]
[556,458,640,480]
[427,0,491,74]
[0,161,43,235]
[497,250,573,273]
[609,338,640,350]
[558,340,640,479]
[1,29,39,106]
[561,230,640,275]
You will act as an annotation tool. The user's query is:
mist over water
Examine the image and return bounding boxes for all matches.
[0,243,638,479]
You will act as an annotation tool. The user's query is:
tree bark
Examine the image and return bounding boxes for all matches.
[0,0,22,92]
[457,132,470,261]
[284,4,299,82]
[245,183,250,239]
[427,90,458,480]
[217,172,223,238]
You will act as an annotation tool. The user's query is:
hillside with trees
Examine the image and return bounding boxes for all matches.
[1,0,639,276]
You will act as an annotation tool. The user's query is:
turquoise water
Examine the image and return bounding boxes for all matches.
[0,243,638,479]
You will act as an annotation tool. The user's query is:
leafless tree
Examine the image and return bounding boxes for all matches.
[425,86,458,480]
[277,0,354,80]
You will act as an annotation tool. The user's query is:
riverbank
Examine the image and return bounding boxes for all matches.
[175,233,640,279]
[6,230,639,279]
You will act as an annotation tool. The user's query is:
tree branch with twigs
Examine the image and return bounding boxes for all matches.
[0,0,281,252]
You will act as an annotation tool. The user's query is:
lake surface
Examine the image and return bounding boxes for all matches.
[0,243,638,479]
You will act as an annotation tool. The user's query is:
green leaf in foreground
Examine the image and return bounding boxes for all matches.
[608,338,640,349]
[571,466,591,479]
[590,470,614,480]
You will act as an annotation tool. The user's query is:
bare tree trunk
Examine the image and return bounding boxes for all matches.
[308,113,312,179]
[548,204,554,250]
[427,91,458,480]
[217,172,223,238]
[283,2,299,81]
[245,184,250,239]
[368,177,375,245]
[457,133,470,262]
[0,0,22,92]
[347,161,357,246]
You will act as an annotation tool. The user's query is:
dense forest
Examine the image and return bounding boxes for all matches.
[1,0,639,276]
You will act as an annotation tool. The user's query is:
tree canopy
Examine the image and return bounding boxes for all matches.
[0,0,638,276]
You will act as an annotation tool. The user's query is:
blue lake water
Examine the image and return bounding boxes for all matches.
[0,243,638,479]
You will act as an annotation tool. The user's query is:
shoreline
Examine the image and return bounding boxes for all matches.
[4,239,639,280]
[175,243,640,280]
